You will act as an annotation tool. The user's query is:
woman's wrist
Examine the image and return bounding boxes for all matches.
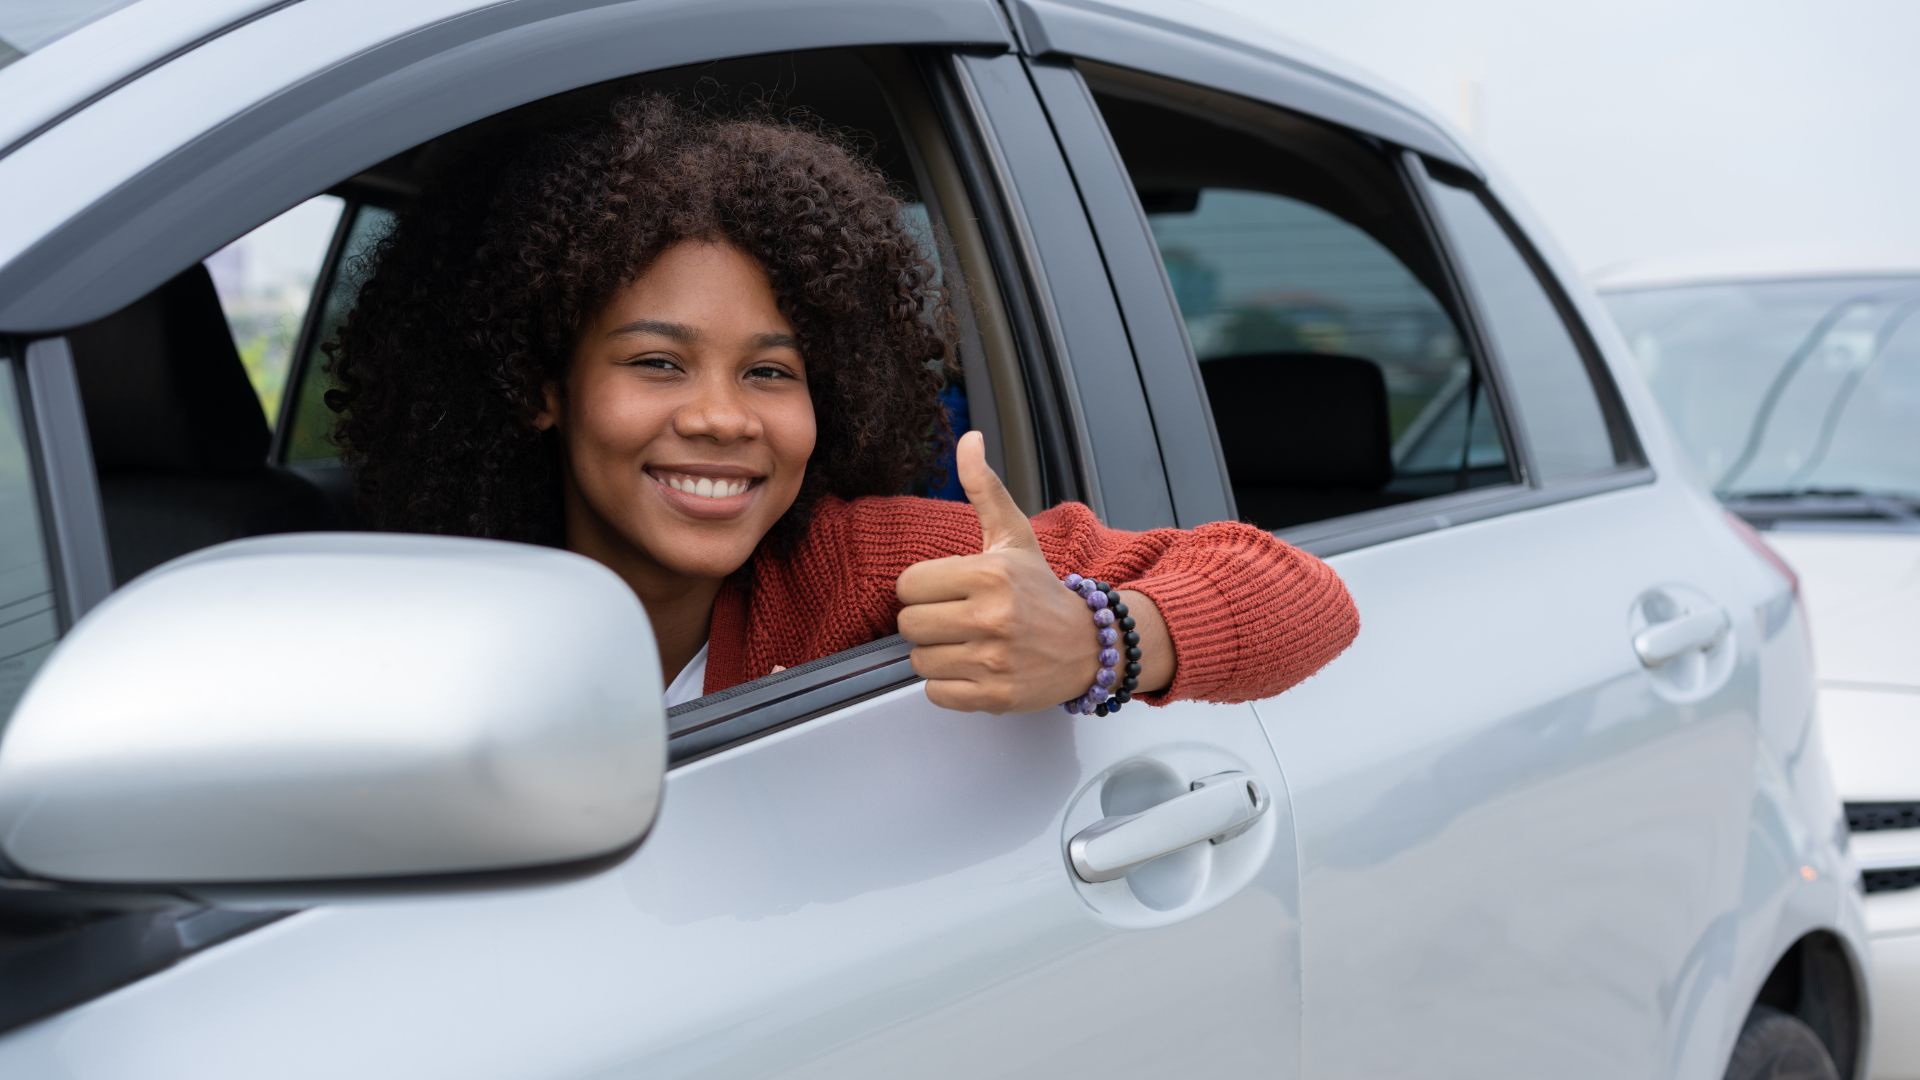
[1117,589,1173,695]
[1056,576,1176,713]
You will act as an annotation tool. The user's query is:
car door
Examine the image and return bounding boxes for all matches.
[1007,8,1791,1074]
[0,5,1311,1077]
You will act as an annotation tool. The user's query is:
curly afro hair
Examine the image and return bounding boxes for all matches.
[327,93,956,550]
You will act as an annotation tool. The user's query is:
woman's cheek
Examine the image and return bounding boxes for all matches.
[780,394,817,481]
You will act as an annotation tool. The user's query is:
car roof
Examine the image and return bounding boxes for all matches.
[1,0,1482,173]
[0,0,277,158]
[1006,0,1480,169]
[1592,249,1920,292]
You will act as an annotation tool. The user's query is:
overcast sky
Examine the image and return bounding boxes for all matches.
[1194,0,1920,276]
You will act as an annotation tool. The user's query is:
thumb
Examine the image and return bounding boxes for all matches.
[957,431,1038,552]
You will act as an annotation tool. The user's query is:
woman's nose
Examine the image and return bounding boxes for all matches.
[673,373,761,443]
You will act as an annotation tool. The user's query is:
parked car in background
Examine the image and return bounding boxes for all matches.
[0,1,1872,1076]
[1602,256,1920,1078]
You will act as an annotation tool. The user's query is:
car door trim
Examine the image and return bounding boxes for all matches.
[1282,466,1657,558]
[931,52,1091,513]
[0,900,289,1037]
[17,337,112,623]
[271,197,359,462]
[1020,57,1235,528]
[1415,157,1649,473]
[1396,149,1531,489]
[999,0,1478,171]
[668,636,920,766]
[954,51,1181,525]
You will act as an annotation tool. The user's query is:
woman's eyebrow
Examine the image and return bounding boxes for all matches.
[605,321,796,351]
[752,332,800,350]
[607,318,696,342]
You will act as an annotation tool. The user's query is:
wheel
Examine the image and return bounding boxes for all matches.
[1723,1006,1840,1080]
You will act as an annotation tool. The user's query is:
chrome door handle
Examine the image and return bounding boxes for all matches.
[1633,607,1730,667]
[1068,771,1270,884]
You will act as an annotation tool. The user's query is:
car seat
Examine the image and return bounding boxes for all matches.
[1199,351,1396,529]
[64,265,335,584]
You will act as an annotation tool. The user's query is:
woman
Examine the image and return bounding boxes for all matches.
[330,94,1358,713]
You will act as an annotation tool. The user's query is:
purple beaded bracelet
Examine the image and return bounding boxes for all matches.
[1060,573,1142,716]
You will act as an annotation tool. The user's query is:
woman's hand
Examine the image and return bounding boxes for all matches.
[895,433,1173,713]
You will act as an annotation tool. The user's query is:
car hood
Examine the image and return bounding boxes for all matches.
[1765,530,1920,689]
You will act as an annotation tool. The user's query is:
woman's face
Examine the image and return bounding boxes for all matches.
[549,240,816,587]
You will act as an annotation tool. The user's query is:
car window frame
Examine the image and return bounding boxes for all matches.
[1283,163,1655,555]
[1415,157,1648,480]
[1391,150,1528,483]
[13,338,110,627]
[1027,49,1656,556]
[270,195,364,463]
[1028,57,1545,547]
[1018,56,1233,529]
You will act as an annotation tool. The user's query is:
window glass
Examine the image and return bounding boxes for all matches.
[1605,277,1920,498]
[0,360,58,723]
[1089,84,1512,530]
[282,203,396,464]
[207,195,346,431]
[1425,180,1622,481]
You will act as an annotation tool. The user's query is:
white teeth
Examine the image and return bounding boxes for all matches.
[658,473,752,499]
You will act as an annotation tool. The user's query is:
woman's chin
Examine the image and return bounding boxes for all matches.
[642,526,765,582]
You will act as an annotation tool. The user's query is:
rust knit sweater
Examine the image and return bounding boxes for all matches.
[704,495,1359,705]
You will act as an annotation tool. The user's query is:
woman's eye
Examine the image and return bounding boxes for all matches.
[748,364,798,381]
[620,356,680,372]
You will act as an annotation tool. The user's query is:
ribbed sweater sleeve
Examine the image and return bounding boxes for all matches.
[823,495,1359,705]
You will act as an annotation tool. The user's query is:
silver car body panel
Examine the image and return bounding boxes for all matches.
[0,0,289,156]
[1264,475,1862,1076]
[2,687,1306,1079]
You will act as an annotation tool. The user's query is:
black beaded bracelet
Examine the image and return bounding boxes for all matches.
[1060,574,1141,716]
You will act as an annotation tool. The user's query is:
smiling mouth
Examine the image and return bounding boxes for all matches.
[646,469,761,501]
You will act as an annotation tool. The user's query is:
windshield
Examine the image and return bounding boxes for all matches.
[1605,275,1920,502]
[0,0,138,72]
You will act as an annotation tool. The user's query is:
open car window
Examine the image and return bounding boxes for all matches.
[44,48,1035,754]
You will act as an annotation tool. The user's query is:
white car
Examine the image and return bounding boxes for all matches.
[0,2,1870,1077]
[1602,255,1920,1078]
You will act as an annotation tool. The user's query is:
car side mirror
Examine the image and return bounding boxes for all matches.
[0,534,665,900]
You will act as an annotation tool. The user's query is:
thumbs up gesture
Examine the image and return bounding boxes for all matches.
[895,432,1104,712]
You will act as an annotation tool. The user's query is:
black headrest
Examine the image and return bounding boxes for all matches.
[1199,351,1392,490]
[65,264,270,473]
